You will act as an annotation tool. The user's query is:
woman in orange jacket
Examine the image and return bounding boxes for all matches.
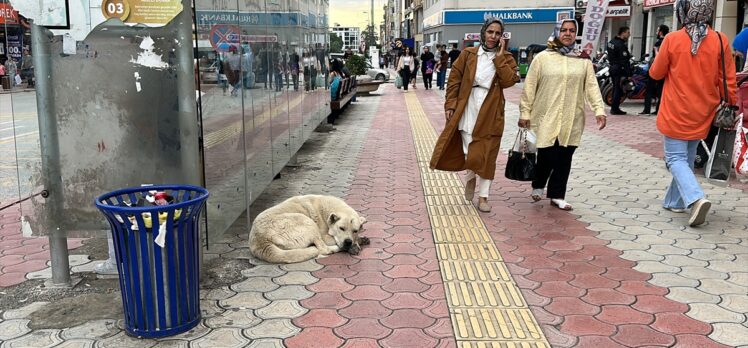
[649,0,737,227]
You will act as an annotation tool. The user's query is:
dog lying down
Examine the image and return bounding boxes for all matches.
[249,195,369,263]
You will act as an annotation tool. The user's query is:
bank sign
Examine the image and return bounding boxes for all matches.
[196,11,327,28]
[443,8,574,25]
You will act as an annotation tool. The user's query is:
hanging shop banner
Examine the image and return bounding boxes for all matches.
[580,0,611,58]
[101,0,183,26]
[7,33,23,61]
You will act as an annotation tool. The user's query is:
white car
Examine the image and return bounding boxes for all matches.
[366,63,390,81]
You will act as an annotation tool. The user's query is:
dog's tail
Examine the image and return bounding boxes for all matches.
[252,244,319,264]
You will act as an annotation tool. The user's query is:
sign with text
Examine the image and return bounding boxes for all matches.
[644,0,675,9]
[606,6,630,18]
[101,0,183,26]
[7,34,23,61]
[196,11,302,27]
[0,3,19,25]
[444,8,574,25]
[580,0,610,58]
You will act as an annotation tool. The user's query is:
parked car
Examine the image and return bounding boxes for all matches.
[366,62,389,81]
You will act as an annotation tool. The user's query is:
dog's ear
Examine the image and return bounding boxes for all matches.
[328,213,340,225]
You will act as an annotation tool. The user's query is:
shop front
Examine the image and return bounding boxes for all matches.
[423,7,574,52]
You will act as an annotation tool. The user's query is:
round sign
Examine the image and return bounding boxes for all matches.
[101,0,130,21]
[209,25,242,52]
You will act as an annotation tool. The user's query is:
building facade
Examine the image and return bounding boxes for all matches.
[331,25,361,51]
[422,0,575,52]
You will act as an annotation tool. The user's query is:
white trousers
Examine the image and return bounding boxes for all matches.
[461,131,492,198]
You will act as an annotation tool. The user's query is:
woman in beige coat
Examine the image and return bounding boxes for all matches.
[430,17,520,212]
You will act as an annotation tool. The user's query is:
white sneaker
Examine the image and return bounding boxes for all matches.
[688,199,711,227]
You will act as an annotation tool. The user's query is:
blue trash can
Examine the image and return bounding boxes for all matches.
[95,185,209,338]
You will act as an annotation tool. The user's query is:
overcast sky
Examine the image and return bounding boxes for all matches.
[329,0,385,30]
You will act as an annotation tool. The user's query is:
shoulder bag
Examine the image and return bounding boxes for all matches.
[714,32,739,129]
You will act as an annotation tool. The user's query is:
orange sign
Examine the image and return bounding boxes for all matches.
[0,3,19,25]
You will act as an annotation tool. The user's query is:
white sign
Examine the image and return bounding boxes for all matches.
[580,0,610,58]
[606,6,630,18]
[503,32,512,40]
[465,33,480,40]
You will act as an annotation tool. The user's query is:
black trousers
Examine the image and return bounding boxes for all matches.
[401,69,411,90]
[611,74,624,111]
[532,140,577,200]
[643,77,664,113]
[422,71,433,89]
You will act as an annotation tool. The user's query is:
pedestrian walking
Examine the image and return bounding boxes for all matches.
[607,26,632,115]
[430,17,520,213]
[436,45,449,90]
[396,46,414,91]
[448,43,461,68]
[226,46,242,97]
[411,55,420,89]
[648,0,737,227]
[519,19,607,211]
[641,25,669,115]
[420,46,435,89]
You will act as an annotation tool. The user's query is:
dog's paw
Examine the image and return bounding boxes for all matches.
[358,236,370,246]
[347,243,362,255]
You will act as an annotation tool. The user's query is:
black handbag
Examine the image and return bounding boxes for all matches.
[714,32,739,129]
[505,129,536,181]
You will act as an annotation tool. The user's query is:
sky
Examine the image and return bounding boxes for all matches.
[329,0,385,31]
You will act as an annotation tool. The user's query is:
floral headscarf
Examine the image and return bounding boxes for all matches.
[676,0,715,55]
[547,19,581,57]
[480,17,504,52]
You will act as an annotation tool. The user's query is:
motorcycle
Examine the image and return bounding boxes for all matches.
[593,52,610,90]
[601,58,649,106]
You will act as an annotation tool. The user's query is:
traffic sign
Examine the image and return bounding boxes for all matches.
[209,25,241,52]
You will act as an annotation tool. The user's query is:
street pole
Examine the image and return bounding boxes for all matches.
[31,23,72,288]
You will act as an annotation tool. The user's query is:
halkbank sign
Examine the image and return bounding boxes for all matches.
[443,8,575,25]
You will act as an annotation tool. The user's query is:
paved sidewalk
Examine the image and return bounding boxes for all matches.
[0,83,747,347]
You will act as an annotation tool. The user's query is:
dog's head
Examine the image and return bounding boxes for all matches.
[327,213,367,253]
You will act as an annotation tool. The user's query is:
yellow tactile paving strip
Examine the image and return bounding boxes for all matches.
[204,93,305,148]
[404,93,550,348]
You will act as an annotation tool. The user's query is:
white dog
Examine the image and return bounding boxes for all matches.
[249,195,368,263]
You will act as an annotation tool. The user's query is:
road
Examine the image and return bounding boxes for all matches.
[0,91,40,208]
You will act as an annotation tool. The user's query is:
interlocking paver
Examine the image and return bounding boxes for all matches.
[710,323,748,346]
[687,303,746,323]
[0,318,31,341]
[191,328,250,348]
[60,320,117,340]
[2,329,63,348]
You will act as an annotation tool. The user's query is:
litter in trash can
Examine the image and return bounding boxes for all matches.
[95,185,209,338]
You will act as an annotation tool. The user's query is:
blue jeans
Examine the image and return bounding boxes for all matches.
[663,137,705,209]
[436,70,446,89]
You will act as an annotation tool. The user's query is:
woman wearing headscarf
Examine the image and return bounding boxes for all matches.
[518,19,607,211]
[649,0,737,227]
[430,17,520,212]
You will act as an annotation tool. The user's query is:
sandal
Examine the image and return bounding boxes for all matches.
[477,198,491,212]
[531,189,543,202]
[550,199,573,211]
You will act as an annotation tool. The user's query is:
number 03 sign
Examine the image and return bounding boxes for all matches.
[101,0,183,26]
[101,0,130,21]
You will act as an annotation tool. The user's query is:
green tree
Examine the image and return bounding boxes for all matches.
[345,54,367,76]
[329,33,343,53]
[361,24,378,52]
